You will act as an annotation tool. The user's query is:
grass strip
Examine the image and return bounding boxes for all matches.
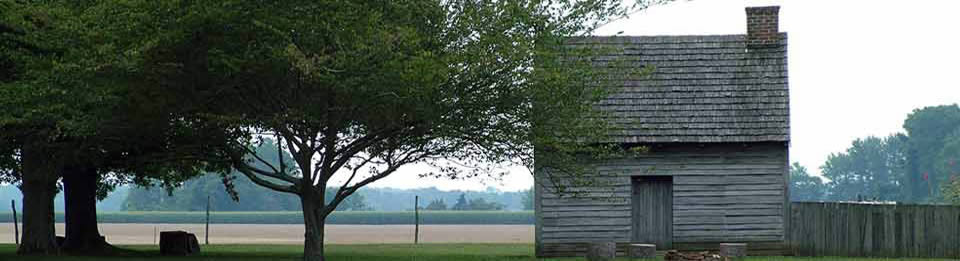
[0,244,955,261]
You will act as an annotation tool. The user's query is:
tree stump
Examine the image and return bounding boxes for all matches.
[665,250,724,261]
[720,243,747,259]
[627,243,656,259]
[159,231,201,256]
[586,242,616,261]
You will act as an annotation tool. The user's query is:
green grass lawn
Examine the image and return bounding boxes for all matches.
[0,244,953,261]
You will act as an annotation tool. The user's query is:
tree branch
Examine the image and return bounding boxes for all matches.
[328,127,402,180]
[229,143,301,186]
[243,144,281,174]
[234,164,298,194]
[335,155,375,197]
[323,147,431,216]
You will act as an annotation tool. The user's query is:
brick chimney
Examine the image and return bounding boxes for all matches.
[746,6,780,47]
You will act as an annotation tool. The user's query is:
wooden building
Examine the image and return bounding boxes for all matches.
[535,6,789,257]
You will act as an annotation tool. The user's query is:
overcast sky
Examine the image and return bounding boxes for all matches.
[369,0,960,191]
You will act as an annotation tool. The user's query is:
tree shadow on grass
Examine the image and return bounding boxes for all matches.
[1,244,545,260]
[0,246,302,261]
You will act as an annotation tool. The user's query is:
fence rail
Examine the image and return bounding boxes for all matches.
[788,202,960,258]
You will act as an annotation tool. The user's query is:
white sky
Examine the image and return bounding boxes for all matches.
[369,0,960,191]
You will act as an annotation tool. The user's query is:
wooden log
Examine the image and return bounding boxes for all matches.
[720,243,747,259]
[627,243,656,259]
[586,242,616,261]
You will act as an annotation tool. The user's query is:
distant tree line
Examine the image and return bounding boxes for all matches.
[122,139,368,211]
[423,193,503,211]
[362,187,532,211]
[123,176,370,212]
[123,181,534,212]
[121,144,535,212]
[791,104,960,204]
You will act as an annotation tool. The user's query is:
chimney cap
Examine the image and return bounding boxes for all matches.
[746,6,780,13]
[745,5,781,48]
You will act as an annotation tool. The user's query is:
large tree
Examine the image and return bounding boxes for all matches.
[936,128,960,203]
[809,104,960,203]
[1,2,92,253]
[820,134,907,201]
[903,104,960,202]
[136,0,662,260]
[1,1,237,254]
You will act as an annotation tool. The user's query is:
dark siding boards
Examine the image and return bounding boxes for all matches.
[536,143,788,257]
[633,176,673,248]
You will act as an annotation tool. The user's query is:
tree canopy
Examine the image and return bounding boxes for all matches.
[791,104,960,203]
[131,1,659,260]
[821,134,906,201]
[3,0,672,259]
[0,1,242,254]
[904,104,960,202]
[789,162,827,202]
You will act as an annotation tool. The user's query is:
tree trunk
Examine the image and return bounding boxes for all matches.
[301,193,325,261]
[17,141,59,255]
[61,164,113,255]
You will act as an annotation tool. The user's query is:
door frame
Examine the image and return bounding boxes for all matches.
[631,175,673,249]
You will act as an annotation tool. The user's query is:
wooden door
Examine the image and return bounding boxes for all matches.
[632,176,673,249]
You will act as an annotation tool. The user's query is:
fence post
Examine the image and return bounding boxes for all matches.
[11,200,18,246]
[414,195,419,244]
[206,195,211,245]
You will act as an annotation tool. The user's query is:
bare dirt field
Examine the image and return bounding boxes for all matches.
[0,223,533,245]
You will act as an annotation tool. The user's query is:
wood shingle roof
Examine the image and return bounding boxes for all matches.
[575,33,789,143]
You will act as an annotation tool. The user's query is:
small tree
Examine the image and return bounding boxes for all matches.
[521,187,534,210]
[451,194,470,211]
[425,199,447,210]
[468,197,504,210]
[789,163,827,201]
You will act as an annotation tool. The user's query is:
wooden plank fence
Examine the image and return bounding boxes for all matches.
[788,202,960,258]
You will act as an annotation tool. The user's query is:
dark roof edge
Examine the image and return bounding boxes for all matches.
[568,33,787,44]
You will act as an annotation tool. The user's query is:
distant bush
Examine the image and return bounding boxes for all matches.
[0,211,534,224]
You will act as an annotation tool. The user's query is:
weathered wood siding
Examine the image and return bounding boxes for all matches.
[789,202,960,258]
[633,176,673,248]
[536,142,788,257]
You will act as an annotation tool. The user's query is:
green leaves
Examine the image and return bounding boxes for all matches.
[812,104,960,203]
[790,163,827,202]
[904,104,960,202]
[2,0,670,207]
[1,0,674,258]
[821,135,907,201]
